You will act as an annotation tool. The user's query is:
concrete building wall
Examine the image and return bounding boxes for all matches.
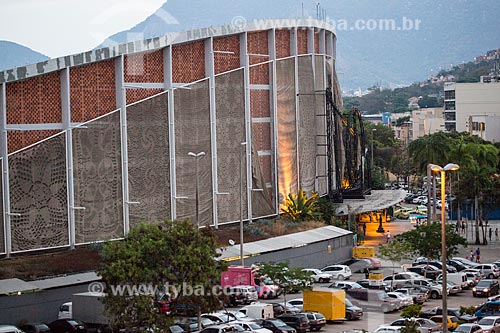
[455,82,500,134]
[412,107,444,140]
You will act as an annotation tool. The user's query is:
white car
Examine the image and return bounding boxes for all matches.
[387,291,413,308]
[373,326,402,333]
[232,322,273,333]
[302,268,333,283]
[321,265,352,280]
[287,298,304,311]
[0,326,24,333]
[477,316,500,333]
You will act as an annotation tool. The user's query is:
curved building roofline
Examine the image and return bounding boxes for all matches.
[0,18,335,84]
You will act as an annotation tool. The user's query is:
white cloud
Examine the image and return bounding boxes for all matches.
[0,0,166,58]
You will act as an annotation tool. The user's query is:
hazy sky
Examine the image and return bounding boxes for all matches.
[0,0,165,58]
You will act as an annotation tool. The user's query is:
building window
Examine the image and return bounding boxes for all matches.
[444,112,456,121]
[445,90,455,100]
[472,122,486,131]
[445,101,456,110]
[445,123,456,131]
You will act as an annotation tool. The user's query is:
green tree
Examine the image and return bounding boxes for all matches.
[378,239,416,284]
[397,223,467,259]
[99,221,227,332]
[408,132,453,173]
[281,189,321,222]
[255,262,314,306]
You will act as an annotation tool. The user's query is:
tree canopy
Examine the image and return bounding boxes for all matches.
[99,220,227,332]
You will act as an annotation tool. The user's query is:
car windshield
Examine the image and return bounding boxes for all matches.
[246,323,261,330]
[454,326,472,333]
[377,293,390,300]
[478,318,495,325]
[345,298,354,307]
[477,281,492,287]
[270,320,286,327]
[233,312,247,319]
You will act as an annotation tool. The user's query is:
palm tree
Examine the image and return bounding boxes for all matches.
[408,132,454,174]
[281,189,321,222]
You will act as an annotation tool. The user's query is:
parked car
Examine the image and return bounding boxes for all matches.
[448,259,469,272]
[226,286,259,306]
[430,315,459,331]
[303,312,326,331]
[373,327,402,333]
[176,317,216,332]
[269,303,286,316]
[279,302,301,314]
[340,258,372,273]
[201,324,243,333]
[258,319,297,333]
[287,299,304,312]
[202,313,235,324]
[48,320,87,333]
[454,323,484,333]
[383,272,425,289]
[345,289,400,313]
[363,257,382,270]
[454,257,483,268]
[345,298,363,320]
[407,265,441,280]
[385,318,441,333]
[356,279,391,292]
[328,281,364,290]
[0,326,25,333]
[320,265,352,280]
[19,323,51,333]
[477,316,500,333]
[276,313,310,333]
[473,280,500,297]
[412,259,457,273]
[402,278,448,299]
[420,306,477,323]
[473,264,500,279]
[231,322,273,333]
[412,195,428,205]
[387,291,413,307]
[301,269,333,283]
[465,271,482,287]
[394,288,426,305]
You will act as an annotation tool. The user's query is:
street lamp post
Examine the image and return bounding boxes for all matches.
[239,142,247,266]
[371,129,376,188]
[188,151,206,227]
[428,163,460,333]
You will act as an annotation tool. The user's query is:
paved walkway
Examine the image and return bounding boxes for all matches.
[358,218,500,267]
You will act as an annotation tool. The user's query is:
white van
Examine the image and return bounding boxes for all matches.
[437,273,468,289]
[238,302,273,319]
[58,302,72,319]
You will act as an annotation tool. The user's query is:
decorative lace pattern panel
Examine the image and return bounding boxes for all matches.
[215,69,247,223]
[127,92,171,228]
[73,111,124,243]
[9,134,68,251]
[276,58,298,206]
[297,55,317,195]
[174,79,213,226]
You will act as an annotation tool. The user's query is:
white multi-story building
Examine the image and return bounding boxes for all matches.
[444,79,500,142]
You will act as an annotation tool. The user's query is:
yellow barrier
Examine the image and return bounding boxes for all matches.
[369,273,383,280]
[352,246,375,258]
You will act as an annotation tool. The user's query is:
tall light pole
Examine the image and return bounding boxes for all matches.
[428,163,460,333]
[371,129,376,188]
[188,151,206,227]
[239,142,247,266]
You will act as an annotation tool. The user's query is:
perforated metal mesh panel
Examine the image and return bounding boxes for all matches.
[0,158,3,253]
[73,111,124,243]
[174,79,213,226]
[314,55,328,196]
[9,133,68,251]
[276,58,298,205]
[127,92,171,228]
[215,69,247,223]
[297,55,317,195]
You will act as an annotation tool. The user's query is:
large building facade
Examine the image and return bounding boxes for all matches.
[444,80,500,142]
[0,19,341,256]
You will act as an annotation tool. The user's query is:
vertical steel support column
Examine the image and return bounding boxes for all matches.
[292,27,300,194]
[240,32,253,223]
[205,37,219,228]
[164,46,177,221]
[307,28,315,54]
[319,30,326,54]
[0,83,11,257]
[268,29,279,214]
[61,68,76,249]
[115,55,130,235]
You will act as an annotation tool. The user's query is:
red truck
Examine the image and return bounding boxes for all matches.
[221,266,280,299]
